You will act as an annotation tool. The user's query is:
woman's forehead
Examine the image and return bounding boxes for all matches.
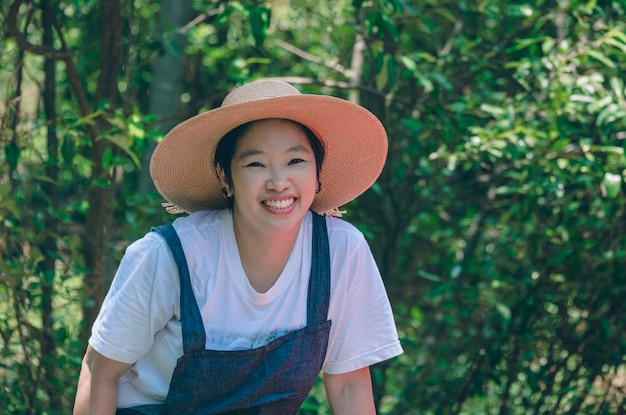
[235,119,312,154]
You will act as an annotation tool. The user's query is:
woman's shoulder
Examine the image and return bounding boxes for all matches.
[170,209,229,238]
[166,209,232,258]
[172,208,225,227]
[325,215,365,238]
[124,210,225,251]
[315,214,368,253]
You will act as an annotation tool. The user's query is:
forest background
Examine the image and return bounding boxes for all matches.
[1,0,625,414]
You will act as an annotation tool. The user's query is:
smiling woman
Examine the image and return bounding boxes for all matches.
[224,120,318,220]
[73,79,402,415]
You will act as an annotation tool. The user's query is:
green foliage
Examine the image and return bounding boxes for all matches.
[1,0,625,413]
[0,109,83,414]
[344,1,626,413]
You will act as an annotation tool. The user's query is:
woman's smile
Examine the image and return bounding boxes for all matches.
[263,197,296,211]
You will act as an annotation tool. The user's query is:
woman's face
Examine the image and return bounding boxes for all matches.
[220,119,318,235]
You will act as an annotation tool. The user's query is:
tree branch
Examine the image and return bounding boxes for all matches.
[264,75,386,98]
[348,33,365,103]
[179,5,225,34]
[7,0,94,121]
[272,39,349,75]
[8,0,71,59]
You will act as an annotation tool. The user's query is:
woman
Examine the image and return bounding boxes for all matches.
[74,79,402,414]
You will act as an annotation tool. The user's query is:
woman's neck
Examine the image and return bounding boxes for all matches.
[232,216,301,293]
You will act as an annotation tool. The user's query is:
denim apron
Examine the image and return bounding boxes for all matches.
[117,213,331,415]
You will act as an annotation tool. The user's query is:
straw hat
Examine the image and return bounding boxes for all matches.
[150,79,388,215]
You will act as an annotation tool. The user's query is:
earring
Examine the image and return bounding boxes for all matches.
[222,188,230,199]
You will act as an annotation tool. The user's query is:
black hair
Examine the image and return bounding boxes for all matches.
[214,119,325,211]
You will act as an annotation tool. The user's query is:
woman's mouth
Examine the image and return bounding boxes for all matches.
[263,198,295,210]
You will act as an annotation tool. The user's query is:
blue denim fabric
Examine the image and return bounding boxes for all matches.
[118,213,330,415]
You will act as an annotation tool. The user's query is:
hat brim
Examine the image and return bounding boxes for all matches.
[150,94,388,214]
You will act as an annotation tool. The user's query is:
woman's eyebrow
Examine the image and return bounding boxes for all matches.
[286,144,312,154]
[237,145,311,160]
[237,149,264,160]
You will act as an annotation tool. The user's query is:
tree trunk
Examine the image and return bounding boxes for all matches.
[39,0,61,410]
[139,0,193,193]
[346,29,391,412]
[80,0,123,346]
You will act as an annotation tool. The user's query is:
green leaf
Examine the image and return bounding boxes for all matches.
[61,135,75,165]
[400,0,419,15]
[365,10,382,36]
[496,303,511,321]
[569,94,595,103]
[596,103,623,126]
[480,103,506,117]
[73,110,103,127]
[603,172,622,199]
[129,123,145,142]
[609,76,624,96]
[387,54,397,87]
[542,37,555,54]
[98,134,141,167]
[102,147,113,170]
[376,54,389,90]
[418,269,442,282]
[547,248,575,266]
[604,37,626,54]
[2,199,21,220]
[92,178,111,188]
[352,0,365,9]
[587,49,615,67]
[248,6,270,46]
[415,72,433,92]
[97,99,112,111]
[0,182,11,199]
[4,141,20,171]
[381,13,399,41]
[400,55,418,72]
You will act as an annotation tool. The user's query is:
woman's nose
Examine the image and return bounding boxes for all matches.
[266,168,289,191]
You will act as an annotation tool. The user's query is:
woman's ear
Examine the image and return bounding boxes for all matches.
[216,165,232,196]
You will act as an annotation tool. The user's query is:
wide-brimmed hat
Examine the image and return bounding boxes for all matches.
[150,79,388,215]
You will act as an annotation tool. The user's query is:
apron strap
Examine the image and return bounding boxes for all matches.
[151,224,206,354]
[308,213,331,325]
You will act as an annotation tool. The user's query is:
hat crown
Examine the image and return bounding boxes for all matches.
[222,80,301,107]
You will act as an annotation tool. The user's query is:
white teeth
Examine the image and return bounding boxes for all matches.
[264,198,295,209]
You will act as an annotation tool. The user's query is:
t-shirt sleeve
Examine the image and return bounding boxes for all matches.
[89,232,180,364]
[323,225,403,374]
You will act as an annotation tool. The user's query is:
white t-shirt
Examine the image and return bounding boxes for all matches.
[90,210,402,407]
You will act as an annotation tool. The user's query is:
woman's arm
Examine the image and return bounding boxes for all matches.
[323,367,375,415]
[73,345,132,415]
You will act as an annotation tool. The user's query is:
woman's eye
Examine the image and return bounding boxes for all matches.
[245,162,264,167]
[288,158,305,165]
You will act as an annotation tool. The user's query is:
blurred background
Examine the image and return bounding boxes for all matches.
[1,0,625,413]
